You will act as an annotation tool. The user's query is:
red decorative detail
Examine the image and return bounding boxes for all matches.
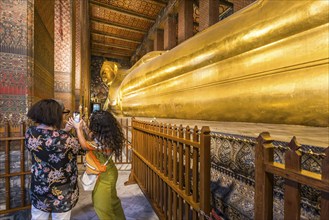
[211,208,224,220]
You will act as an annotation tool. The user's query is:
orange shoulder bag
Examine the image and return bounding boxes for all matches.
[79,141,113,191]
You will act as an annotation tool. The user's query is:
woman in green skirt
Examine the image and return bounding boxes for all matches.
[71,110,125,220]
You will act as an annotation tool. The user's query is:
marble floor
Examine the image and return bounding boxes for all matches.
[71,164,159,220]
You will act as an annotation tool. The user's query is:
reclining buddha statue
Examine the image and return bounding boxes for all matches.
[104,0,328,128]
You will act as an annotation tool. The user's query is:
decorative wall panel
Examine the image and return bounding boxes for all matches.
[0,0,33,125]
[75,0,81,108]
[210,133,323,219]
[90,56,108,104]
[0,0,33,218]
[54,0,73,109]
[0,0,29,55]
[55,0,72,73]
[75,0,81,89]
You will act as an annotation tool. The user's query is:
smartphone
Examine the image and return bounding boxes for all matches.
[73,112,80,123]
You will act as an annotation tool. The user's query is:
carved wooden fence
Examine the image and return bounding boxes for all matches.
[130,118,211,220]
[0,122,31,215]
[115,118,132,165]
[255,132,329,220]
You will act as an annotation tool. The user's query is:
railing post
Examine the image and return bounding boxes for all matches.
[124,117,136,185]
[192,126,199,220]
[178,125,184,219]
[200,126,211,220]
[4,121,10,210]
[20,122,26,206]
[320,147,329,220]
[255,132,274,220]
[184,126,191,219]
[284,137,301,220]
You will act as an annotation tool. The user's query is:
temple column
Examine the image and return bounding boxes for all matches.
[164,14,177,50]
[71,0,76,111]
[154,29,164,51]
[80,0,91,113]
[199,0,219,32]
[73,0,81,111]
[178,0,193,44]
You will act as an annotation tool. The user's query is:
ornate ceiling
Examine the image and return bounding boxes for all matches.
[88,0,235,65]
[89,0,169,63]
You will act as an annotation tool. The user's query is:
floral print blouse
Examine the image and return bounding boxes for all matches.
[25,126,81,213]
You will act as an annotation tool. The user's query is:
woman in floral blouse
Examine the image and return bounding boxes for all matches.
[25,99,81,220]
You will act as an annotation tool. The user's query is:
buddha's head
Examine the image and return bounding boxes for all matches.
[100,61,120,86]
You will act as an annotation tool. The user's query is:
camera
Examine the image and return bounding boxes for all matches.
[73,112,80,123]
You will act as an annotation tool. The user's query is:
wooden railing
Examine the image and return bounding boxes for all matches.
[115,118,132,165]
[130,118,211,220]
[255,132,329,220]
[0,122,31,215]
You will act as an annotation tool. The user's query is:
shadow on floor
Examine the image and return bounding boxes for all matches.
[71,170,158,220]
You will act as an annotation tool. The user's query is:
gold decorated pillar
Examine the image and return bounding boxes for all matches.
[33,0,55,102]
[73,0,81,111]
[80,0,91,114]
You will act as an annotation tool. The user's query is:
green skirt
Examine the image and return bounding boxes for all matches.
[92,157,125,220]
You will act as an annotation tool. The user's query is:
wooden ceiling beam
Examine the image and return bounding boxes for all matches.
[92,52,130,61]
[90,17,147,34]
[90,1,155,22]
[90,19,144,37]
[92,42,136,51]
[142,0,167,6]
[92,49,133,57]
[91,33,140,46]
[91,30,141,44]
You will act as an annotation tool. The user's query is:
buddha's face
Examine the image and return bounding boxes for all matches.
[100,62,118,86]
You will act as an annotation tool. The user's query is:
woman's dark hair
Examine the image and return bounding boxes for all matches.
[27,99,63,129]
[89,110,124,158]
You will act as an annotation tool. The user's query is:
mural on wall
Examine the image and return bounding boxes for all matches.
[0,0,33,125]
[90,56,108,104]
